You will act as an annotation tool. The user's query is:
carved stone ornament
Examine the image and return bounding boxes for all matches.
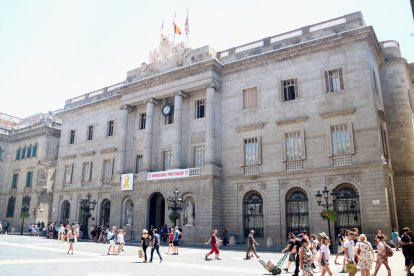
[258,183,267,191]
[239,183,247,193]
[37,169,47,186]
[280,180,289,191]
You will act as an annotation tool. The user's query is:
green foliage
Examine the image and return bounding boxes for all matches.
[20,211,29,219]
[320,209,337,222]
[168,211,180,223]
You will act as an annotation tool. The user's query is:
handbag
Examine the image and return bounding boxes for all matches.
[138,247,144,258]
[345,263,357,273]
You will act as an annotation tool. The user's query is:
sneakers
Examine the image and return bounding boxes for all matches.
[283,268,288,272]
[205,254,209,261]
[215,257,222,260]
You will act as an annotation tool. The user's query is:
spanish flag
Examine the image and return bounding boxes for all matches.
[173,22,181,35]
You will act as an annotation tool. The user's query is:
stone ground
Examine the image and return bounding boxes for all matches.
[0,235,408,276]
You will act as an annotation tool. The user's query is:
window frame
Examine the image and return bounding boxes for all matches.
[242,87,258,109]
[69,130,76,144]
[281,130,306,162]
[162,150,172,170]
[102,159,114,181]
[193,145,205,167]
[11,173,18,189]
[139,112,146,130]
[326,122,354,157]
[195,99,206,119]
[25,171,33,188]
[64,164,73,184]
[82,161,93,182]
[240,137,262,166]
[281,79,299,102]
[107,120,114,137]
[87,125,94,141]
[324,68,344,93]
[135,154,143,173]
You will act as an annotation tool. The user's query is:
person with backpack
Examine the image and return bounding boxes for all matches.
[373,234,392,276]
[149,229,163,263]
[106,226,117,255]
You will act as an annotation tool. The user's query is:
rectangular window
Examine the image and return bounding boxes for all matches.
[135,154,143,173]
[64,164,73,184]
[282,79,298,101]
[16,148,20,160]
[330,124,352,156]
[195,99,205,119]
[32,144,37,157]
[82,162,93,182]
[26,146,32,158]
[21,196,31,213]
[162,150,172,170]
[87,125,94,141]
[6,197,16,217]
[69,130,75,144]
[325,68,344,92]
[25,171,33,187]
[380,125,389,160]
[284,131,304,161]
[164,108,174,125]
[193,146,205,167]
[372,70,379,94]
[107,120,114,137]
[0,146,3,161]
[243,137,261,166]
[21,147,26,159]
[102,159,113,181]
[243,87,257,109]
[11,173,18,188]
[139,113,146,130]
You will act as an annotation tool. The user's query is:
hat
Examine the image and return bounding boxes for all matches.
[319,232,327,238]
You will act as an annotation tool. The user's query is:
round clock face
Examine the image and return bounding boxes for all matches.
[162,105,171,116]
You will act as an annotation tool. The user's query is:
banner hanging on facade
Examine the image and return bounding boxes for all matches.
[147,169,190,181]
[121,173,134,190]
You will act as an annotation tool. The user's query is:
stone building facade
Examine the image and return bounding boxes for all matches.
[1,12,413,243]
[0,113,61,231]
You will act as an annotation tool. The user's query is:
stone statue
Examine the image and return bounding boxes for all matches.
[184,201,194,226]
[126,204,133,225]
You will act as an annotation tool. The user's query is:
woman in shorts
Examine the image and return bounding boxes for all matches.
[117,228,125,254]
[67,226,75,254]
[320,236,333,276]
[167,228,174,254]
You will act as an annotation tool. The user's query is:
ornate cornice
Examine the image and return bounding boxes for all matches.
[80,151,95,157]
[235,122,265,132]
[319,108,356,119]
[144,98,159,105]
[276,116,308,126]
[62,154,76,160]
[120,104,136,112]
[100,147,117,154]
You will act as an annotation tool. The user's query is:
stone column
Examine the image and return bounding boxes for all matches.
[143,98,157,171]
[116,105,133,175]
[205,84,216,164]
[171,91,186,169]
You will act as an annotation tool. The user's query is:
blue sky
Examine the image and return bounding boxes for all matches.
[0,0,413,118]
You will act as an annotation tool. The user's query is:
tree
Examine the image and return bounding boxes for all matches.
[20,211,29,235]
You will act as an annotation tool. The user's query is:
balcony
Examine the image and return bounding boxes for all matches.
[286,160,304,171]
[333,155,352,166]
[243,165,261,176]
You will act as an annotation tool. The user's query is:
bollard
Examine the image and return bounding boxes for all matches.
[267,237,273,247]
[229,236,236,245]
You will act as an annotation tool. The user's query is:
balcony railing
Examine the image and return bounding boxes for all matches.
[286,160,304,171]
[189,167,201,176]
[243,165,261,176]
[333,155,353,166]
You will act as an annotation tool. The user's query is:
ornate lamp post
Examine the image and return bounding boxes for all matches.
[79,193,97,240]
[315,187,336,249]
[249,206,255,232]
[167,188,184,226]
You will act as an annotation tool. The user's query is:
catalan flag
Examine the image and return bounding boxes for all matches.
[173,22,181,35]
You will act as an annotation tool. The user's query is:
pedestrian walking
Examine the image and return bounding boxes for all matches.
[205,229,222,261]
[149,229,163,263]
[245,229,260,260]
[3,220,9,235]
[401,227,414,276]
[222,228,229,246]
[141,229,150,262]
[391,227,400,251]
[354,234,374,276]
[343,231,357,276]
[319,236,333,276]
[117,228,125,254]
[67,226,75,254]
[107,226,117,255]
[334,229,345,265]
[282,233,297,273]
[172,226,180,255]
[373,234,392,276]
[167,228,174,254]
[299,238,313,276]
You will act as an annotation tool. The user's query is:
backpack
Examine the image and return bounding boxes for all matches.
[384,242,393,257]
[179,232,183,240]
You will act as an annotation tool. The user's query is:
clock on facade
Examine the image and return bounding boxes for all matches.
[162,104,172,116]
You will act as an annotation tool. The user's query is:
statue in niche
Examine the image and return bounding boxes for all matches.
[184,201,194,226]
[126,202,134,225]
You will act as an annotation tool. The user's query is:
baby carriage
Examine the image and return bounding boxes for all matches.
[258,253,289,275]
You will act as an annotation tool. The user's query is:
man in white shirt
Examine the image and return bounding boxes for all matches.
[343,231,356,276]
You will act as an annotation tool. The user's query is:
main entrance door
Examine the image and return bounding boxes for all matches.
[100,199,111,226]
[148,192,165,229]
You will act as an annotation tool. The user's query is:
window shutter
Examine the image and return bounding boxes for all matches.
[295,79,299,99]
[348,122,355,154]
[240,139,245,167]
[281,133,286,162]
[112,158,114,176]
[257,136,262,165]
[70,164,73,183]
[280,81,284,102]
[326,126,333,157]
[89,162,93,181]
[300,129,306,160]
[324,71,330,93]
[339,68,344,90]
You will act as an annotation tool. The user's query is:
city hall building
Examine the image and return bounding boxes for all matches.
[1,12,414,244]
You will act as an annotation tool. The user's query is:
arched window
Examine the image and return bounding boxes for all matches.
[100,199,111,226]
[60,200,70,223]
[243,190,264,238]
[334,183,361,233]
[286,187,309,236]
[6,196,16,217]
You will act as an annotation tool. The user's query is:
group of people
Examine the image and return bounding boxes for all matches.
[0,220,10,234]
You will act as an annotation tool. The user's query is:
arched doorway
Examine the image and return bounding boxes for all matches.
[100,199,111,226]
[60,200,70,223]
[333,183,361,234]
[243,190,264,238]
[148,192,165,229]
[286,187,309,237]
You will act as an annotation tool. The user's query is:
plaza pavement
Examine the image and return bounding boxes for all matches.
[0,234,407,276]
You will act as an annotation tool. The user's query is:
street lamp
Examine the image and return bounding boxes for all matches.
[315,187,336,249]
[20,202,29,235]
[249,206,255,232]
[167,188,184,226]
[79,193,97,240]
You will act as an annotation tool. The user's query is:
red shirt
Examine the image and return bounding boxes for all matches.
[211,234,217,246]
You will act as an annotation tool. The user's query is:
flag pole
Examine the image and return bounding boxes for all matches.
[173,12,176,45]
[186,9,189,47]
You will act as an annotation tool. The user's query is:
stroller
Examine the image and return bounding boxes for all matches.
[258,253,289,275]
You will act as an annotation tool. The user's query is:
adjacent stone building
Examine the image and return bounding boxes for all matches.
[1,12,413,243]
[0,113,61,231]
